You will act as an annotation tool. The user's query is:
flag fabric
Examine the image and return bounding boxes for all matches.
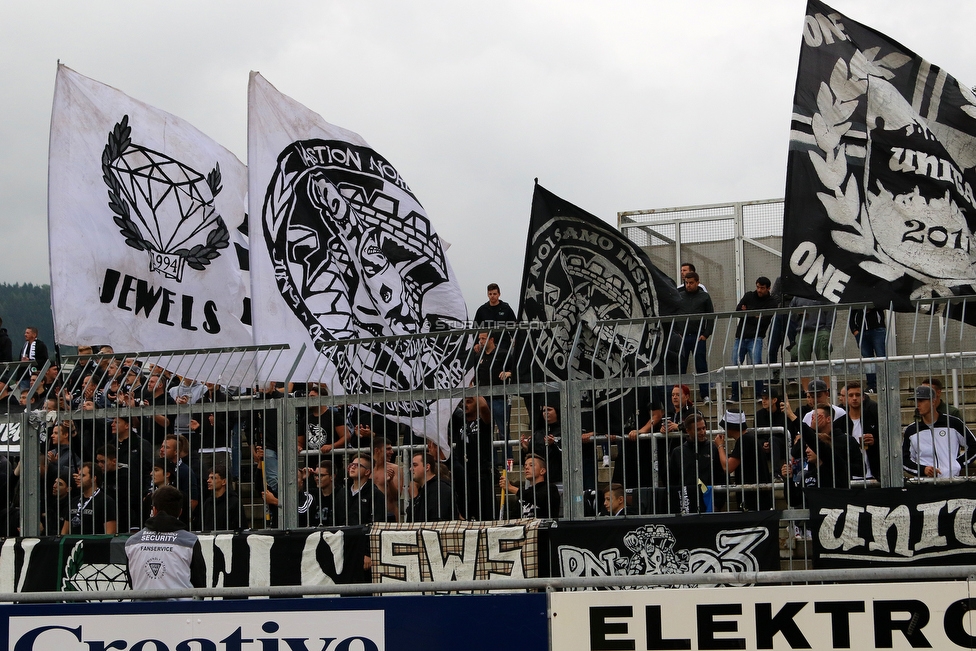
[783,1,976,309]
[247,72,468,453]
[518,182,682,403]
[48,65,253,382]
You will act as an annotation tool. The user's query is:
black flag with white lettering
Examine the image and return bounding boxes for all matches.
[783,1,976,311]
[518,182,682,419]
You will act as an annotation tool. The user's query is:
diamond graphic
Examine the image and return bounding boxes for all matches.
[103,116,228,282]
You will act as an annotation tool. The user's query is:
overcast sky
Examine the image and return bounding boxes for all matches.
[3,1,975,314]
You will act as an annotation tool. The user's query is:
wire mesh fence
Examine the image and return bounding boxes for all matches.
[1,297,975,570]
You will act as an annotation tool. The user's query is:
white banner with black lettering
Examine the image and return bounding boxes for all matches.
[48,66,253,381]
[551,580,976,650]
[247,72,469,454]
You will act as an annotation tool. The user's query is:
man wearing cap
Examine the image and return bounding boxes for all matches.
[914,377,963,424]
[715,409,772,511]
[903,385,976,478]
[801,380,846,427]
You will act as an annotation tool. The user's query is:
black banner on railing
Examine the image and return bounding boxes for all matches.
[809,484,976,568]
[0,528,369,593]
[544,513,780,587]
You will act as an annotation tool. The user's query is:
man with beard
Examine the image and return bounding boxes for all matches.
[784,400,862,491]
[838,381,881,481]
[63,462,117,535]
[342,453,386,526]
[300,460,345,527]
[407,452,456,522]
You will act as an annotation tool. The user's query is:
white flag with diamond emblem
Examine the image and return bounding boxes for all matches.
[49,65,254,377]
[247,72,469,455]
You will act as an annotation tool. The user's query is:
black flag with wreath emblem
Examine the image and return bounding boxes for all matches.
[783,1,976,315]
[518,182,682,424]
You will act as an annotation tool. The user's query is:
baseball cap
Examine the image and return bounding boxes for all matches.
[914,385,936,400]
[719,409,748,430]
[807,379,829,393]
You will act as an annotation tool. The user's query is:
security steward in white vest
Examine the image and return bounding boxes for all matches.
[125,485,206,593]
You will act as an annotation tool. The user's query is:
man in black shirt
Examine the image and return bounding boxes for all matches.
[754,387,788,477]
[677,273,714,404]
[300,460,345,527]
[716,409,772,511]
[669,414,726,514]
[0,317,12,363]
[501,453,560,519]
[342,453,386,526]
[473,332,513,440]
[729,276,777,401]
[474,283,517,346]
[407,452,456,522]
[63,462,117,535]
[451,396,495,520]
[202,464,244,532]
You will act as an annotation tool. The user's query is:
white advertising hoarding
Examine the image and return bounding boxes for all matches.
[551,581,976,650]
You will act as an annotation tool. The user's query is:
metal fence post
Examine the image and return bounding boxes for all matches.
[20,408,40,537]
[561,379,584,520]
[279,396,298,529]
[879,358,904,488]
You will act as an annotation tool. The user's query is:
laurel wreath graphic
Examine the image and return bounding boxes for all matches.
[102,115,228,272]
[808,47,911,281]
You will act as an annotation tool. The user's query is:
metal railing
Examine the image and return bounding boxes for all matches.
[1,297,975,541]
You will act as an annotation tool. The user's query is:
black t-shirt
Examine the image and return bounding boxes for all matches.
[302,406,344,451]
[67,489,117,535]
[517,480,561,519]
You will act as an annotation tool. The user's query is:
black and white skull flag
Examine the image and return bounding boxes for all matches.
[783,1,976,309]
[519,183,682,417]
[247,73,468,453]
[48,65,254,384]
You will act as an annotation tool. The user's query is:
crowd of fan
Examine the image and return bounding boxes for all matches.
[0,277,973,537]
